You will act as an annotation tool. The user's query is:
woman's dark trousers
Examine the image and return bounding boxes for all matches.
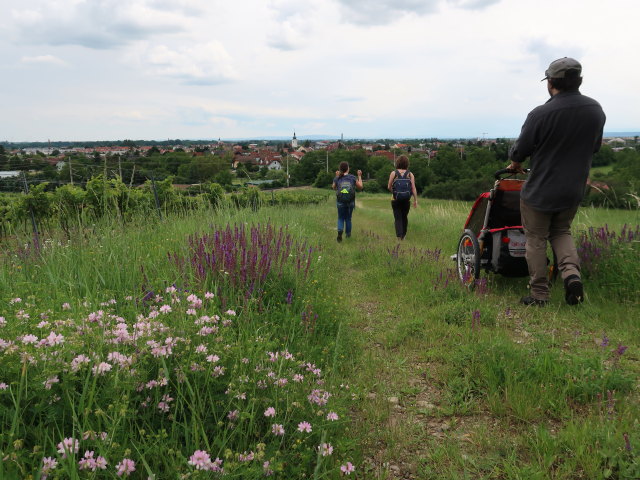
[391,199,410,239]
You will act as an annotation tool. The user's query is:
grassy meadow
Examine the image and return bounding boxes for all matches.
[1,190,639,479]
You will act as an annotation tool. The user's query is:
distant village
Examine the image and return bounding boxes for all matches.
[5,133,442,173]
[3,132,637,175]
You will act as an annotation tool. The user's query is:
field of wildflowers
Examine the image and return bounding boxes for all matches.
[1,192,639,479]
[1,289,353,478]
[0,205,355,478]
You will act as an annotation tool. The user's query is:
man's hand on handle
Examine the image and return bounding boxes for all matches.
[507,161,525,174]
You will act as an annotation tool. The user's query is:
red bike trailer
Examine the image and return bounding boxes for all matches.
[453,169,532,287]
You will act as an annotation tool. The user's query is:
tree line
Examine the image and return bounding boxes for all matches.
[1,140,639,209]
[306,142,640,209]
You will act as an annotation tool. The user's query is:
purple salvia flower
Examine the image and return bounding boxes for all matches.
[615,344,628,356]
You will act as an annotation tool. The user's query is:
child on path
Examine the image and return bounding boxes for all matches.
[332,162,363,242]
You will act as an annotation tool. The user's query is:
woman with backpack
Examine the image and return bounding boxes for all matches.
[332,161,363,242]
[387,155,418,240]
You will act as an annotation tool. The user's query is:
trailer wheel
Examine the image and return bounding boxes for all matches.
[457,229,481,288]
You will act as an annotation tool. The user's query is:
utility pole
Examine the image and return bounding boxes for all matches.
[21,171,40,250]
[326,149,328,173]
[68,156,73,185]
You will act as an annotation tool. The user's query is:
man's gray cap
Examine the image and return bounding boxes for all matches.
[542,57,582,81]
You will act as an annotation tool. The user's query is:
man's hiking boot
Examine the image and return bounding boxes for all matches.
[564,275,584,305]
[337,231,343,243]
[520,296,549,307]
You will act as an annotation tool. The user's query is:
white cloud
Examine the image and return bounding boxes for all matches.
[139,42,238,85]
[336,0,440,25]
[446,0,500,10]
[339,114,375,123]
[174,107,239,128]
[265,1,320,50]
[21,54,68,66]
[524,39,584,73]
[335,96,366,103]
[267,21,307,51]
[10,7,43,24]
[113,110,149,121]
[301,121,329,132]
[268,0,307,21]
[9,0,191,49]
[147,0,206,16]
[334,0,499,26]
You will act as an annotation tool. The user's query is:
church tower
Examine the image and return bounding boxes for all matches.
[291,131,298,149]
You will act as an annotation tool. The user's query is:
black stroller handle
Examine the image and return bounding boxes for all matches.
[494,168,529,180]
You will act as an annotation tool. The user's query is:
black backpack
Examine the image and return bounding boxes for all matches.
[336,176,355,203]
[392,170,412,201]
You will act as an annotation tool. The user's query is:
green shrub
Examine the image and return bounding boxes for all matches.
[362,180,383,193]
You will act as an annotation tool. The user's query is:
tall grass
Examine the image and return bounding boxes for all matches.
[576,224,640,302]
[1,192,639,479]
[313,194,640,479]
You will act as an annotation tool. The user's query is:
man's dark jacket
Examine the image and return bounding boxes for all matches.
[510,90,606,212]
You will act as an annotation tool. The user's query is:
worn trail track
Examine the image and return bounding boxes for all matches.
[327,197,480,479]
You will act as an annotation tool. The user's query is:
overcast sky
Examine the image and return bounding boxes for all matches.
[1,0,638,142]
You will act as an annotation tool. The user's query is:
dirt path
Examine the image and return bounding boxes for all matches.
[349,298,448,479]
[331,200,452,479]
